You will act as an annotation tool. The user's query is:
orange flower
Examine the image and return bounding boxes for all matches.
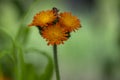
[28,8,82,46]
[59,12,81,32]
[29,10,57,27]
[41,23,68,45]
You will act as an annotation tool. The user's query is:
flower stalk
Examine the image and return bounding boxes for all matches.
[53,45,60,80]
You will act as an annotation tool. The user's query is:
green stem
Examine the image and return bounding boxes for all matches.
[13,42,24,80]
[53,45,60,80]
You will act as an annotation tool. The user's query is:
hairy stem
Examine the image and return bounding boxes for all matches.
[53,45,60,80]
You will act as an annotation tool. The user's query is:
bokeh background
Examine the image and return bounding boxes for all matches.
[0,0,120,80]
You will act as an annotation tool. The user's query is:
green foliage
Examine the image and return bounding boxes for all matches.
[0,27,54,80]
[0,0,54,80]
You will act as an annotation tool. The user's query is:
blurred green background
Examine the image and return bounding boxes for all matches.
[0,0,120,80]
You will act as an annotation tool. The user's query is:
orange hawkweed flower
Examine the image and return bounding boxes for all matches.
[29,10,57,27]
[41,23,68,45]
[28,8,82,46]
[59,12,81,32]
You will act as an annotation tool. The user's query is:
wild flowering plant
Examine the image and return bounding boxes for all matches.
[28,7,81,80]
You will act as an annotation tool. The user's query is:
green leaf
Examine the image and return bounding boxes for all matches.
[25,48,53,80]
[0,29,13,51]
[0,29,14,62]
[12,44,25,80]
[0,53,14,78]
[15,27,31,46]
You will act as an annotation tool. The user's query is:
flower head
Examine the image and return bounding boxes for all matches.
[41,23,68,45]
[29,10,57,27]
[28,8,81,46]
[59,12,81,32]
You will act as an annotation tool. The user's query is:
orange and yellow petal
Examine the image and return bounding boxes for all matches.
[29,10,57,27]
[59,12,81,32]
[41,23,68,45]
